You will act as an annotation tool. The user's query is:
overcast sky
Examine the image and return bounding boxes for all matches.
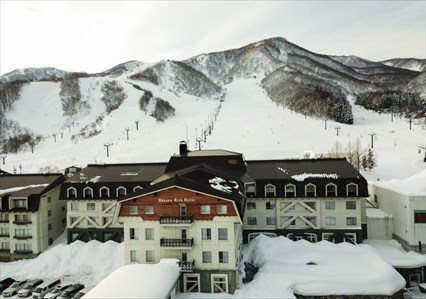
[1,1,425,75]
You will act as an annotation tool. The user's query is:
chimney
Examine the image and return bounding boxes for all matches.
[179,141,188,155]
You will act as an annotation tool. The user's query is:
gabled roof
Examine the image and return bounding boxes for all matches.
[66,162,168,183]
[246,158,363,180]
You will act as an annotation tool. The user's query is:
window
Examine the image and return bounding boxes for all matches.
[211,274,228,293]
[102,217,109,226]
[326,217,336,226]
[322,233,334,243]
[414,211,426,223]
[15,228,31,237]
[129,205,138,215]
[245,183,256,197]
[247,217,257,225]
[219,251,229,263]
[70,217,78,224]
[0,214,9,222]
[200,228,211,240]
[146,250,155,262]
[47,197,51,203]
[15,243,31,252]
[0,228,9,235]
[202,251,212,263]
[144,205,154,214]
[0,242,9,250]
[70,202,78,211]
[99,187,110,198]
[346,183,358,196]
[116,187,127,197]
[246,202,256,210]
[305,184,316,197]
[48,210,52,217]
[326,184,337,197]
[346,201,356,210]
[217,205,227,215]
[200,205,211,214]
[285,184,296,197]
[102,203,111,211]
[325,201,335,210]
[344,233,357,244]
[284,202,295,211]
[62,218,66,224]
[346,217,357,226]
[13,199,27,208]
[83,187,93,198]
[265,184,276,197]
[145,228,154,240]
[129,228,138,240]
[266,201,275,210]
[266,217,276,225]
[67,187,77,198]
[87,203,96,211]
[48,224,52,230]
[305,202,316,210]
[130,250,139,262]
[15,214,30,222]
[133,186,143,192]
[218,228,228,240]
[184,274,200,293]
[305,216,317,226]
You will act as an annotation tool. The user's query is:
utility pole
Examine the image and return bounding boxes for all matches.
[104,143,111,157]
[135,121,139,131]
[125,129,130,141]
[18,164,22,174]
[324,119,328,130]
[196,138,202,150]
[1,155,6,165]
[369,133,376,149]
[53,134,57,142]
[335,126,341,136]
[409,116,412,130]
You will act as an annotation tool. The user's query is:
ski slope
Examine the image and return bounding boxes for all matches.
[2,77,425,181]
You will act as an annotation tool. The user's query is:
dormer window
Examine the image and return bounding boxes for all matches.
[133,186,143,192]
[285,184,296,197]
[265,184,276,197]
[346,183,358,196]
[67,187,77,199]
[245,183,256,197]
[83,187,93,198]
[100,187,110,198]
[116,187,127,197]
[305,184,316,197]
[325,183,337,197]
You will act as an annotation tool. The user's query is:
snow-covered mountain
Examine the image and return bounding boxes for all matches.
[380,58,426,72]
[0,37,424,181]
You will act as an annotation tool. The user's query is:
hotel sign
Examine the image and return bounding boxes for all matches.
[158,197,196,203]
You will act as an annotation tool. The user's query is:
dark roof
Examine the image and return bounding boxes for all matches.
[66,162,168,183]
[0,173,66,211]
[246,158,363,180]
[174,149,242,157]
[0,169,10,175]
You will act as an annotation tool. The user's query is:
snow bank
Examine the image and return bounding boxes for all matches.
[364,239,426,268]
[371,170,426,196]
[84,259,180,299]
[366,207,392,218]
[0,233,124,286]
[239,235,405,297]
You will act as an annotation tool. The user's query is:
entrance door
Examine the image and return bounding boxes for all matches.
[182,229,187,241]
[180,204,187,217]
[181,251,188,263]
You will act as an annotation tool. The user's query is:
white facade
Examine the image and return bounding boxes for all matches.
[67,200,120,229]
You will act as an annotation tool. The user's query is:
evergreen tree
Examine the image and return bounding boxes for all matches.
[367,149,376,170]
[361,155,368,171]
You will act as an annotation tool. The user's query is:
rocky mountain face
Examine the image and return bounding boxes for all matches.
[0,37,424,153]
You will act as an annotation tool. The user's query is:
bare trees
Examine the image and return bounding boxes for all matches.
[328,138,376,171]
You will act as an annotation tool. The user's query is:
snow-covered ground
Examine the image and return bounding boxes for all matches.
[3,78,425,183]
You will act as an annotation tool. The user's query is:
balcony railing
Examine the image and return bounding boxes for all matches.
[160,238,194,248]
[0,234,10,238]
[0,248,10,252]
[0,219,9,223]
[13,220,32,225]
[179,260,195,272]
[14,235,32,240]
[159,216,193,226]
[14,250,33,255]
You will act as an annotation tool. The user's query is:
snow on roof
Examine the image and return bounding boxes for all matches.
[0,184,49,195]
[291,173,339,181]
[366,207,392,219]
[209,177,238,194]
[84,259,180,299]
[371,170,426,196]
[363,240,426,268]
[238,235,405,298]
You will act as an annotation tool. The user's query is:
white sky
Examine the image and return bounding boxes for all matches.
[1,0,425,75]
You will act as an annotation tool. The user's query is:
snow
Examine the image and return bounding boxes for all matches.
[366,207,392,218]
[0,184,49,195]
[291,173,339,181]
[363,239,426,268]
[120,172,138,176]
[89,176,102,183]
[0,233,124,286]
[209,177,232,193]
[84,259,180,299]
[370,170,426,196]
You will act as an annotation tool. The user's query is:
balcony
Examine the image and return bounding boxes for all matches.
[0,248,10,252]
[179,260,195,272]
[13,221,32,225]
[14,250,33,255]
[160,216,193,226]
[0,234,9,238]
[0,219,9,223]
[14,235,32,240]
[160,238,194,249]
